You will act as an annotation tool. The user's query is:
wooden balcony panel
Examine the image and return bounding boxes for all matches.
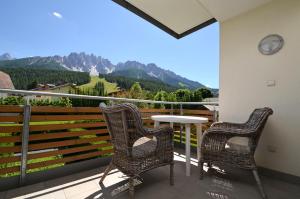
[0,105,214,177]
[29,122,107,132]
[28,136,111,151]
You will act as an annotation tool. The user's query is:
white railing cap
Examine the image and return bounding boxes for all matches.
[0,89,218,106]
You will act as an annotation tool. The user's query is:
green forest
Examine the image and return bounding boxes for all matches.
[99,74,178,92]
[0,67,90,89]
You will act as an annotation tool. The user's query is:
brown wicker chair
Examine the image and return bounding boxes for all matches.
[99,103,174,198]
[199,107,273,199]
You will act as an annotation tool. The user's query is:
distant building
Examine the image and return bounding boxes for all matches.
[0,71,15,97]
[31,83,76,100]
[46,84,56,88]
[34,83,56,90]
[107,89,126,97]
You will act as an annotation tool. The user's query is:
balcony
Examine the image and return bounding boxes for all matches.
[0,90,299,198]
[1,0,300,198]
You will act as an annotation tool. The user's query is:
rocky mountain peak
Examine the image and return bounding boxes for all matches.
[0,53,14,61]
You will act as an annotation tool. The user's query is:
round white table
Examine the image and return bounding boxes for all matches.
[151,115,208,176]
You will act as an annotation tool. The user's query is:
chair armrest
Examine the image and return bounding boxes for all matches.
[145,127,174,150]
[145,127,173,140]
[201,128,253,153]
[205,126,255,137]
[210,122,246,129]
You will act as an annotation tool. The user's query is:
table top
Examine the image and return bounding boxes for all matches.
[151,115,208,124]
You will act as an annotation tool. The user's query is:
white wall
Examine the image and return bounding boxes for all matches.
[219,0,300,177]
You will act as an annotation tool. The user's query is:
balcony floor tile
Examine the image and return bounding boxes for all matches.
[1,151,300,199]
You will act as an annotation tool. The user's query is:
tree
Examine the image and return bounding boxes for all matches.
[192,89,203,102]
[154,90,168,108]
[94,82,105,96]
[154,90,168,101]
[166,92,177,102]
[196,88,213,99]
[175,89,192,102]
[129,82,143,99]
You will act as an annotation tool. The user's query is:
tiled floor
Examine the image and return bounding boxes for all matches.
[1,152,300,199]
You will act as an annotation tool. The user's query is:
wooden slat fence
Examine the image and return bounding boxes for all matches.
[0,105,214,178]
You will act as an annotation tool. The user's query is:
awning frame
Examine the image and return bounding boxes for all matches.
[113,0,217,39]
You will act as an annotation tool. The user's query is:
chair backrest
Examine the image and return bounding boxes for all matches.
[100,103,145,154]
[245,107,273,144]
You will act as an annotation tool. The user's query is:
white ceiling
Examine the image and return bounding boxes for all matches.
[199,0,272,22]
[127,0,213,34]
[126,0,272,35]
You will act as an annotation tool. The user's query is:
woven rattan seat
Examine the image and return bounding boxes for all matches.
[132,137,157,158]
[225,141,251,153]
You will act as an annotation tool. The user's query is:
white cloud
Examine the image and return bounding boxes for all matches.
[52,12,63,19]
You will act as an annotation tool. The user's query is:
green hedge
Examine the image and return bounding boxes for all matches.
[0,96,72,107]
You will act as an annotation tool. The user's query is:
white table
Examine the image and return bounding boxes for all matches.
[151,115,208,176]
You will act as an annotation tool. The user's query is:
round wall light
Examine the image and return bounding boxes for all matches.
[258,34,284,55]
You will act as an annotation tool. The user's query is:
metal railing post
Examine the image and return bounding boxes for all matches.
[180,104,183,144]
[169,104,174,128]
[212,105,218,122]
[20,97,31,185]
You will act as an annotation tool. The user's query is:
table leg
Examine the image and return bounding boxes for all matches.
[170,122,174,128]
[185,124,191,176]
[196,124,202,162]
[154,121,160,128]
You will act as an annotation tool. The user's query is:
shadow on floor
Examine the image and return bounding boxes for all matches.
[1,151,300,199]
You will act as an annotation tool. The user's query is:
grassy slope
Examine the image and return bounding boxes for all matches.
[78,76,118,94]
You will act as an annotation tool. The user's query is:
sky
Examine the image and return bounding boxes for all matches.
[0,0,220,88]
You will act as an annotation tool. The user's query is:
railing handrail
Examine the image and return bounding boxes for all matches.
[0,89,218,106]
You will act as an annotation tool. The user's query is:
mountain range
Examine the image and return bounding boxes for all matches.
[0,52,213,90]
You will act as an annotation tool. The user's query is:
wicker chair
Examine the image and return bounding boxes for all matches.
[99,103,174,198]
[199,107,273,199]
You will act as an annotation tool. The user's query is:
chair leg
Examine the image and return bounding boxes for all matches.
[252,169,267,199]
[199,160,204,180]
[129,177,134,199]
[99,162,113,183]
[170,162,174,186]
